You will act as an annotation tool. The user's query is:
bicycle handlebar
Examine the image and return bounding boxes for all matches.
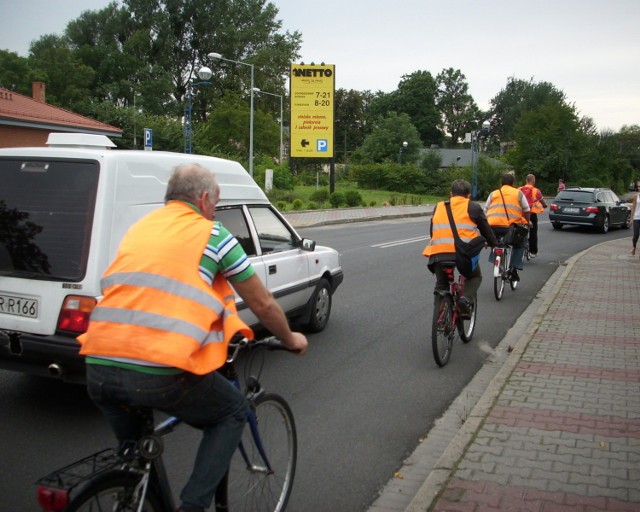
[227,336,297,363]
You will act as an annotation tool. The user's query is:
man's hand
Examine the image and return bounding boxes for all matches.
[282,332,309,355]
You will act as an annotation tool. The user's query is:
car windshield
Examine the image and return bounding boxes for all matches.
[0,158,99,281]
[555,191,595,203]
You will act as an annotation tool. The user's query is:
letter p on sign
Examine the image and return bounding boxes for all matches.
[317,139,328,152]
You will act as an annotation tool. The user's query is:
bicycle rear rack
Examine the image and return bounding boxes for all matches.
[36,448,121,491]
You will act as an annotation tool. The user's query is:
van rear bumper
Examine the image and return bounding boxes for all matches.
[0,331,86,384]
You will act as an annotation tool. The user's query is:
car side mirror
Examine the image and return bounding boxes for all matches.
[300,238,316,252]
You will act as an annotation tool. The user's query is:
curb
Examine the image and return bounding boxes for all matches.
[289,211,433,228]
[403,244,592,511]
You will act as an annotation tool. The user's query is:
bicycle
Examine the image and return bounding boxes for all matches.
[431,262,476,367]
[492,241,519,301]
[36,336,297,512]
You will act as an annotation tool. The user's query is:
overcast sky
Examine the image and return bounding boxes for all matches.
[1,0,638,132]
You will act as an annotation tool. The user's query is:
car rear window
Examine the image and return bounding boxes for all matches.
[0,158,99,281]
[555,191,595,203]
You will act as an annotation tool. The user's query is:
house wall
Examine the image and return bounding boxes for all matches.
[0,126,49,148]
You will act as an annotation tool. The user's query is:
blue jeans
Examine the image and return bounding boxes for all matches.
[489,226,526,270]
[86,364,248,512]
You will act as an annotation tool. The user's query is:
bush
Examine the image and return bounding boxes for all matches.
[344,190,363,207]
[291,198,304,210]
[276,200,288,211]
[309,188,330,203]
[329,191,346,208]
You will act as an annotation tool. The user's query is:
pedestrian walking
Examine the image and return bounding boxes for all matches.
[631,190,640,256]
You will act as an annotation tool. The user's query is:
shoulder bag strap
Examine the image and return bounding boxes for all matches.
[499,189,511,221]
[444,201,461,242]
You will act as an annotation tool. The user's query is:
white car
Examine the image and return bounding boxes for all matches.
[0,134,343,383]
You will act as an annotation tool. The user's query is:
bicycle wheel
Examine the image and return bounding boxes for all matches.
[493,250,506,301]
[227,393,297,512]
[432,293,454,367]
[66,471,163,512]
[458,295,477,343]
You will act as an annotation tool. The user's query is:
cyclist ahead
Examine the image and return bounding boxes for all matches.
[485,173,531,282]
[519,173,547,258]
[78,164,308,512]
[423,179,498,316]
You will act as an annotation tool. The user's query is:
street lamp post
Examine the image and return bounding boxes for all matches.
[208,52,255,176]
[397,141,408,163]
[470,120,491,200]
[253,88,284,164]
[183,66,212,154]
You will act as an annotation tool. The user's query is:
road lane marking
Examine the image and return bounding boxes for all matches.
[372,236,429,249]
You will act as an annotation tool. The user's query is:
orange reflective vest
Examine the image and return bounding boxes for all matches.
[423,196,481,257]
[78,202,253,374]
[519,184,544,214]
[486,186,528,227]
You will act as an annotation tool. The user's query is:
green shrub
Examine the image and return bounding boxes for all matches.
[291,198,304,210]
[306,201,319,210]
[310,188,330,203]
[369,200,377,207]
[344,190,363,207]
[276,200,288,211]
[329,191,346,208]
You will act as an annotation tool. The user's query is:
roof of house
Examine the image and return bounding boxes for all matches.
[0,87,122,136]
[421,147,508,169]
[421,147,473,167]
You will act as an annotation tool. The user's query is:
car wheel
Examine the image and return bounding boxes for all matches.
[552,222,563,230]
[622,212,631,229]
[305,278,332,332]
[598,214,609,234]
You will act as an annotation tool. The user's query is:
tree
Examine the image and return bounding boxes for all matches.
[506,102,585,184]
[435,68,480,145]
[334,88,368,163]
[0,50,33,95]
[619,124,640,174]
[367,71,442,146]
[28,35,95,110]
[489,77,567,143]
[22,0,300,156]
[355,112,422,164]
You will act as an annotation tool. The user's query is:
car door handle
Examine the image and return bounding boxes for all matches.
[269,265,277,275]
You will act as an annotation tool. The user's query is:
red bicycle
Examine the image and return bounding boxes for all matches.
[431,262,476,367]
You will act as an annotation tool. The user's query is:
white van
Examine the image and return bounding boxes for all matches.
[0,134,343,382]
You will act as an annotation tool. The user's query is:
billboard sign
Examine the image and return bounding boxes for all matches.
[290,64,335,158]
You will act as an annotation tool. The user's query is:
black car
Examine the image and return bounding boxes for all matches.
[549,187,631,233]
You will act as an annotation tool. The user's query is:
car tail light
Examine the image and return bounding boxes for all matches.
[37,485,69,511]
[56,295,97,334]
[494,247,503,257]
[584,207,599,213]
[550,204,559,211]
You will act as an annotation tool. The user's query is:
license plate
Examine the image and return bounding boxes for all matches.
[0,294,38,318]
[564,207,580,213]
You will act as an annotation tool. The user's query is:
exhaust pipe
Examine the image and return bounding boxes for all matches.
[48,363,63,378]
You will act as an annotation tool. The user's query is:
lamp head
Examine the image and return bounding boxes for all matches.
[207,52,222,60]
[402,141,408,148]
[198,66,212,81]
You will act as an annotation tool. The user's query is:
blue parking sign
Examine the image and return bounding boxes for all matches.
[144,128,153,151]
[317,139,328,152]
